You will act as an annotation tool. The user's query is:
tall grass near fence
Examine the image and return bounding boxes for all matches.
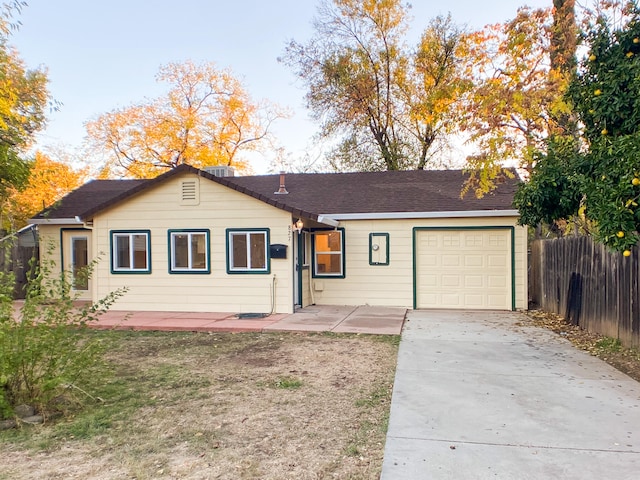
[530,236,639,347]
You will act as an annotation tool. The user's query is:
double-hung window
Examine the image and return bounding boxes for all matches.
[169,229,210,274]
[111,231,151,273]
[227,229,270,274]
[313,229,345,278]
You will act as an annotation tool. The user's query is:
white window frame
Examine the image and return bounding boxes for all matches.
[111,231,151,273]
[226,229,270,274]
[169,229,210,274]
[312,229,345,278]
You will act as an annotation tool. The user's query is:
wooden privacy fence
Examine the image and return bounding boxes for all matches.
[0,227,39,300]
[529,236,639,348]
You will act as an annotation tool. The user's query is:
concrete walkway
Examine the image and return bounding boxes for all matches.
[87,304,406,336]
[381,310,640,480]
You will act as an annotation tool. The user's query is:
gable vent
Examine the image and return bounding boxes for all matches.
[181,178,199,205]
[204,165,235,177]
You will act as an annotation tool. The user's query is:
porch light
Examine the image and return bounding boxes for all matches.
[293,219,304,233]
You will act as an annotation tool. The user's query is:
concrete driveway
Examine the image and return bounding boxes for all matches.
[381,310,640,480]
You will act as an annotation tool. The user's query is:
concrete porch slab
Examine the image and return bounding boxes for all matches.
[12,301,404,335]
[332,306,406,335]
[263,305,358,332]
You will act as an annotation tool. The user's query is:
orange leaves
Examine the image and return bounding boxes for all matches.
[459,5,566,196]
[361,0,406,33]
[5,151,86,229]
[87,61,288,179]
[336,0,407,38]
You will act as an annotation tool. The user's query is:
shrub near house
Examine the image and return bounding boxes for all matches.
[0,251,124,422]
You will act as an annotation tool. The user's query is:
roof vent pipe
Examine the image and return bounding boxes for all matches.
[274,171,288,194]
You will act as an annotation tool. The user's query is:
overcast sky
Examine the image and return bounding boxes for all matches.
[9,0,550,174]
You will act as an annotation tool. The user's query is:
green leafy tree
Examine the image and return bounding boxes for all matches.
[282,0,470,171]
[513,137,582,228]
[0,3,50,222]
[516,1,640,253]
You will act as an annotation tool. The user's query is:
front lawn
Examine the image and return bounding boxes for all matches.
[0,330,399,480]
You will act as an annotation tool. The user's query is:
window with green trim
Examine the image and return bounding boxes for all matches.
[227,229,270,273]
[313,229,345,277]
[111,231,150,273]
[169,230,210,273]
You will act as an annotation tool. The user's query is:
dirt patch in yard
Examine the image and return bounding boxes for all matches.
[0,331,399,480]
[520,310,640,382]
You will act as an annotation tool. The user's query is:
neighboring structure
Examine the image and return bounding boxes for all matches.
[0,224,39,299]
[29,164,527,314]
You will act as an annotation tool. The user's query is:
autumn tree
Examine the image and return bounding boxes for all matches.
[460,6,570,196]
[515,1,640,253]
[550,0,578,136]
[3,151,85,230]
[282,0,469,171]
[86,61,287,179]
[399,14,472,169]
[0,3,49,203]
[0,1,25,35]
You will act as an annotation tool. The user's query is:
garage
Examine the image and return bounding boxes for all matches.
[414,227,514,310]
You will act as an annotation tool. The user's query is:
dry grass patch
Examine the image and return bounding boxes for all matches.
[0,330,399,480]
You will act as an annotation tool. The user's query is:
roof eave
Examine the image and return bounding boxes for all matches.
[316,215,340,227]
[320,210,520,221]
[29,217,84,225]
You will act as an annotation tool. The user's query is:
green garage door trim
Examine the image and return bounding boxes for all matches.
[412,226,516,311]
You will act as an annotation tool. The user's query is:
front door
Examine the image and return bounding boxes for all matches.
[71,236,89,291]
[293,230,311,308]
[293,232,301,307]
[62,229,92,301]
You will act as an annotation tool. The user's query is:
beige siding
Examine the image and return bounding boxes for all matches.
[92,173,295,313]
[311,217,527,310]
[301,268,311,307]
[515,224,528,310]
[37,224,63,279]
[35,224,95,301]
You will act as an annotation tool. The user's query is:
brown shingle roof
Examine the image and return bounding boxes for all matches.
[30,164,518,222]
[31,179,147,220]
[226,169,517,215]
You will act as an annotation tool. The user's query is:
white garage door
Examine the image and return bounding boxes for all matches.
[415,229,512,310]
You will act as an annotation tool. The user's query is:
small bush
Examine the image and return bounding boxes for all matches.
[0,244,125,420]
